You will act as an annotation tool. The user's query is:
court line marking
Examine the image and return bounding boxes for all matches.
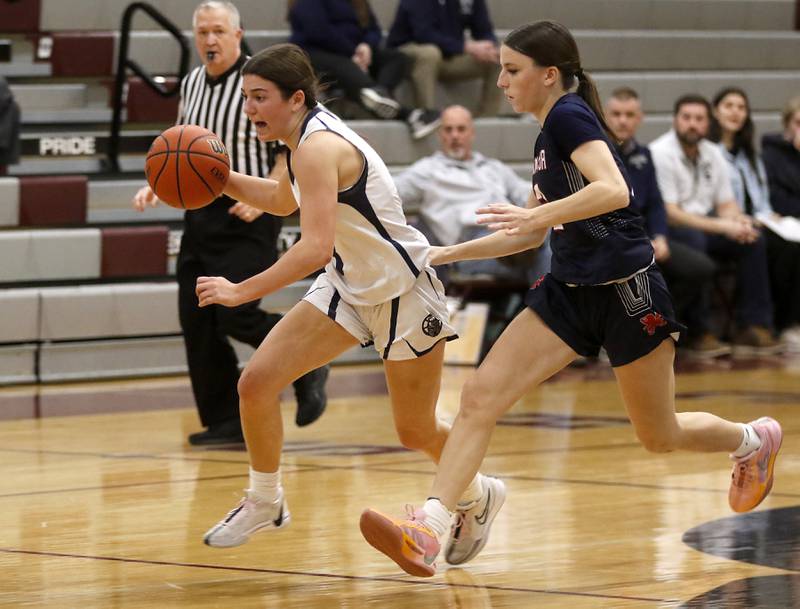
[0,547,674,604]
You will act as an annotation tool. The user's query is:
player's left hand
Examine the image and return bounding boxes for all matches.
[476,203,539,235]
[229,202,263,223]
[196,276,242,308]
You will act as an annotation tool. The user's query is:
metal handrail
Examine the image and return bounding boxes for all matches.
[106,2,189,172]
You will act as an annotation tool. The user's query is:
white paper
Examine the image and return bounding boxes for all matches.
[756,213,800,243]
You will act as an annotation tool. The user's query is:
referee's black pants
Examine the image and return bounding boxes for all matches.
[177,220,282,429]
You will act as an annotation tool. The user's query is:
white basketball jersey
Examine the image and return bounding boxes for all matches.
[288,106,430,306]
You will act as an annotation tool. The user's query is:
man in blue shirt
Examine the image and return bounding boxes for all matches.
[387,0,502,117]
[605,88,723,359]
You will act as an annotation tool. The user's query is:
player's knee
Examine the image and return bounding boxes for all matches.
[237,366,276,404]
[458,377,496,425]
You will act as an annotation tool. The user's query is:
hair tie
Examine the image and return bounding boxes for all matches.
[575,68,585,80]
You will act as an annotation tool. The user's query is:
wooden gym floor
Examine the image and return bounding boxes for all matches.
[1,356,799,608]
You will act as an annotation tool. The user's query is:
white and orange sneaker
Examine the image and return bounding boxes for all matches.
[360,506,442,577]
[729,417,783,513]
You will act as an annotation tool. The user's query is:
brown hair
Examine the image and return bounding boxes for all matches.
[241,43,320,109]
[504,21,613,139]
[782,95,800,128]
[609,86,640,102]
[709,86,759,178]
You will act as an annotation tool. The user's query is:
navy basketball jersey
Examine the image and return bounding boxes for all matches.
[533,93,653,285]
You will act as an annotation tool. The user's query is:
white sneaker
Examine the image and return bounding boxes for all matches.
[359,88,400,119]
[444,476,506,565]
[203,490,290,548]
[780,326,800,354]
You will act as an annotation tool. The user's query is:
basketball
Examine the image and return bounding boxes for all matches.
[145,124,230,210]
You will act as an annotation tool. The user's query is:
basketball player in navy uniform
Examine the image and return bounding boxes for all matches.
[360,20,783,577]
[193,43,502,555]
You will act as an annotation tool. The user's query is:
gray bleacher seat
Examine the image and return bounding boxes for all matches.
[39,283,179,340]
[0,288,39,343]
[0,229,101,282]
[0,178,19,227]
[87,180,183,223]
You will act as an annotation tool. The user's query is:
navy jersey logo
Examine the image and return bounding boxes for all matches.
[534,149,547,172]
[422,314,443,337]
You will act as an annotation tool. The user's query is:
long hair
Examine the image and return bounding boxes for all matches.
[242,43,320,109]
[709,86,759,177]
[504,20,614,140]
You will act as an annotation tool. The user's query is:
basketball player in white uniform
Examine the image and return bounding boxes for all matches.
[195,43,505,564]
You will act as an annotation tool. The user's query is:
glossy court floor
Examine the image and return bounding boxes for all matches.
[1,355,799,608]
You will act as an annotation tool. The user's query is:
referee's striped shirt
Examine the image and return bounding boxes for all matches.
[177,54,276,177]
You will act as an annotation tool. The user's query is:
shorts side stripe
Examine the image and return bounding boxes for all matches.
[327,289,341,320]
[382,297,400,359]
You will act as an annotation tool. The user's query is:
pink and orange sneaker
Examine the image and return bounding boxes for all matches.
[359,506,441,577]
[729,417,783,513]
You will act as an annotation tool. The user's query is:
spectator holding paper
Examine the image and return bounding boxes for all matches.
[710,87,799,352]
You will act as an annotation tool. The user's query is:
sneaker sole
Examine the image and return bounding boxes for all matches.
[359,509,436,577]
[204,511,291,548]
[445,479,507,565]
[730,419,782,513]
[730,345,784,358]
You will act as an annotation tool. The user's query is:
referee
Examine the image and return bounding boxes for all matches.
[133,1,329,445]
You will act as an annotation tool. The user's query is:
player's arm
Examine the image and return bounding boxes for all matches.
[196,137,338,307]
[475,140,629,235]
[431,189,545,265]
[222,170,298,216]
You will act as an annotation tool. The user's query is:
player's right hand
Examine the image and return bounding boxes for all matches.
[132,185,158,212]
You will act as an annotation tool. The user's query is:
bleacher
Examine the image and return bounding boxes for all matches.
[0,0,798,384]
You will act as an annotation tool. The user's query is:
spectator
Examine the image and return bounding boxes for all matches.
[0,76,20,176]
[132,1,329,445]
[605,87,717,357]
[387,0,503,117]
[394,105,549,282]
[289,0,440,139]
[650,94,779,357]
[760,95,800,351]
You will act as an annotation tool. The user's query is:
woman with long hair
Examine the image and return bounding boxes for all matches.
[195,43,500,560]
[711,87,800,351]
[359,21,783,578]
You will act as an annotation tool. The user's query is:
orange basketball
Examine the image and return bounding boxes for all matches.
[145,124,230,210]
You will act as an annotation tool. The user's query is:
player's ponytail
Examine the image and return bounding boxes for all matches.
[505,21,615,140]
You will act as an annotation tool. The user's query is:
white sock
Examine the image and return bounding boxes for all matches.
[422,498,453,541]
[732,423,762,458]
[248,467,281,502]
[456,474,484,508]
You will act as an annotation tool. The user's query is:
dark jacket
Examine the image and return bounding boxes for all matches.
[617,139,668,239]
[0,77,20,166]
[289,0,382,57]
[762,133,800,217]
[387,0,496,58]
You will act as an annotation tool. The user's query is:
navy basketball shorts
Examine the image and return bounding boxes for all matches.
[524,265,685,367]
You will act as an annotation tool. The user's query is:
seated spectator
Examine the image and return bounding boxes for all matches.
[761,95,800,352]
[650,94,779,357]
[605,88,717,357]
[289,0,440,139]
[387,0,502,117]
[394,105,549,282]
